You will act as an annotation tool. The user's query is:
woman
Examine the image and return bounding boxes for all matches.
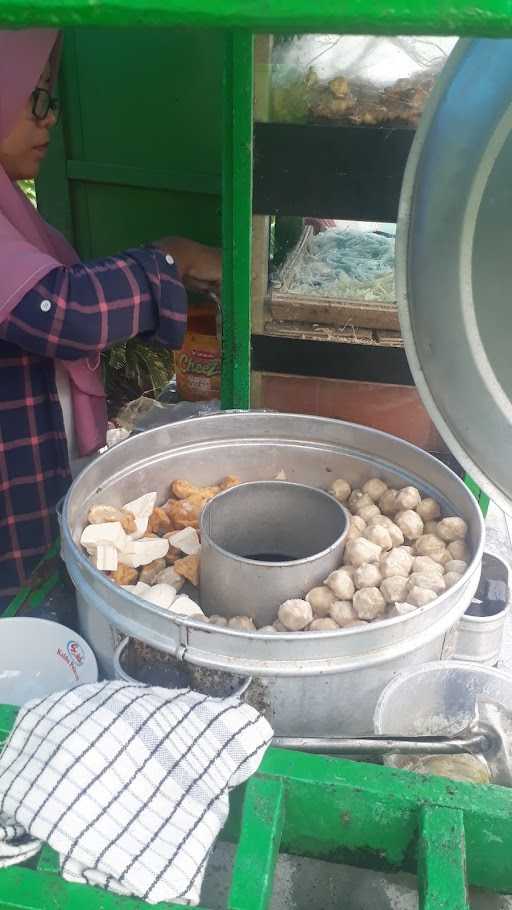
[0,29,221,608]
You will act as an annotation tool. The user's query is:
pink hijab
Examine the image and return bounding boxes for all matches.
[0,29,107,456]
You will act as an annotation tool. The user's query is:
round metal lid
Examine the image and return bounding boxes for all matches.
[397,38,512,515]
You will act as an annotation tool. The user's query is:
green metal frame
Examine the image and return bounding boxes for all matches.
[1,1,512,33]
[3,540,62,618]
[37,28,224,258]
[1,704,512,910]
[221,31,253,409]
[0,2,506,898]
[464,473,491,517]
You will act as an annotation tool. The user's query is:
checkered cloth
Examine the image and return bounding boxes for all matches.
[0,681,272,904]
[0,247,187,608]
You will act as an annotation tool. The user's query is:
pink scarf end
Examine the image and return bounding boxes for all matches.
[62,359,108,457]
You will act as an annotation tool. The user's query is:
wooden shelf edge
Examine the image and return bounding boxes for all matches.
[270,292,400,332]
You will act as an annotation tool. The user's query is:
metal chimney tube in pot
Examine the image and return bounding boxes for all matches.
[199,481,349,627]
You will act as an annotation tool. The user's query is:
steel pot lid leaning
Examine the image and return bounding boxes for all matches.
[397,38,512,515]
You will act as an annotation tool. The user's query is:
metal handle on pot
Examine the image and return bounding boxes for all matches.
[272,732,488,757]
[115,635,253,699]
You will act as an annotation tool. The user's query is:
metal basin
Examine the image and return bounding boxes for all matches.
[374,660,512,778]
[449,553,511,666]
[61,412,485,735]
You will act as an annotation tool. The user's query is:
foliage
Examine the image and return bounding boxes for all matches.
[102,340,173,417]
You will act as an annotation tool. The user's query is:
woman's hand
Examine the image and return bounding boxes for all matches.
[156,237,221,292]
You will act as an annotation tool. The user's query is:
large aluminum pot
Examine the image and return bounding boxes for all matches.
[61,412,485,736]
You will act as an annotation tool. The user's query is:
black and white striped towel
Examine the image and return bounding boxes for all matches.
[0,681,273,904]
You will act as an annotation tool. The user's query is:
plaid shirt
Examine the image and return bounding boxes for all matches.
[0,247,187,609]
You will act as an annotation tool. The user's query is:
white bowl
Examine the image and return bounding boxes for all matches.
[0,618,98,706]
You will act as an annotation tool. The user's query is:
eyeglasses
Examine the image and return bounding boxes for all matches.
[31,88,60,123]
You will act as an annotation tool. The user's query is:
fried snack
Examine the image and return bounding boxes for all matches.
[186,492,213,510]
[329,76,350,98]
[161,499,176,520]
[147,507,173,535]
[219,475,241,491]
[88,504,120,524]
[166,549,182,566]
[87,505,136,534]
[119,511,137,534]
[171,479,220,501]
[170,479,196,500]
[154,566,185,590]
[110,564,138,586]
[139,558,167,585]
[174,554,200,587]
[166,498,201,530]
[163,534,183,565]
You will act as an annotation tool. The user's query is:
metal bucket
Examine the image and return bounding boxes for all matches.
[448,553,511,666]
[200,481,348,626]
[114,637,251,699]
[61,412,485,736]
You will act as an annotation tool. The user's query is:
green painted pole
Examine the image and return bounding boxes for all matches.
[418,807,469,910]
[229,776,285,910]
[2,0,512,34]
[221,30,253,409]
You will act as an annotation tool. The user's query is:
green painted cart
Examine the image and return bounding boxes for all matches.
[0,0,510,902]
[1,702,512,910]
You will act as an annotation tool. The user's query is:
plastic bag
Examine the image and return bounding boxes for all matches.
[133,399,221,434]
[115,395,162,432]
[271,35,457,126]
[112,394,222,435]
[105,427,131,448]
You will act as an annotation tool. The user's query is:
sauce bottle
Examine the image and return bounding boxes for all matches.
[175,294,221,402]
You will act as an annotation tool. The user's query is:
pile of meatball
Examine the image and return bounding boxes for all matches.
[81,473,470,636]
[273,477,470,634]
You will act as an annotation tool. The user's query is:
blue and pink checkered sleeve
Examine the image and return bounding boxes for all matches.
[0,247,188,358]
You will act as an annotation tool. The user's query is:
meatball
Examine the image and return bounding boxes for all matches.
[278,599,313,631]
[353,587,386,621]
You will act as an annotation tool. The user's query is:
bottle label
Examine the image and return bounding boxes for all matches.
[176,332,221,401]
